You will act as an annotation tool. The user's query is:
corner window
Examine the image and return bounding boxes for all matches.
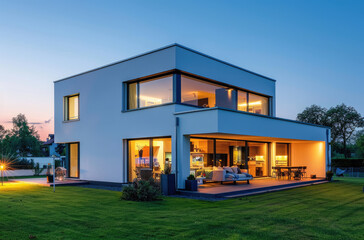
[248,93,269,115]
[64,94,79,121]
[237,90,248,112]
[181,75,236,109]
[127,75,173,110]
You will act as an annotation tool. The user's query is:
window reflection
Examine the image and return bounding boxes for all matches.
[248,93,269,115]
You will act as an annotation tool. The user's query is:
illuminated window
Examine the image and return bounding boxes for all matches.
[248,93,269,115]
[181,75,235,109]
[127,75,173,110]
[128,138,172,182]
[69,143,79,178]
[237,90,248,112]
[64,94,79,121]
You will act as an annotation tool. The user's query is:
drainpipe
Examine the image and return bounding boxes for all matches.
[326,128,331,171]
[175,117,179,190]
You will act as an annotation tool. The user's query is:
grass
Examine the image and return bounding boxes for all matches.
[0,178,363,240]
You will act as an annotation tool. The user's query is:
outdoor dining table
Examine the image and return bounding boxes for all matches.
[272,166,307,180]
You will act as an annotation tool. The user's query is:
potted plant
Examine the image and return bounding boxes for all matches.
[185,174,197,191]
[160,164,176,195]
[326,170,334,181]
[46,164,53,183]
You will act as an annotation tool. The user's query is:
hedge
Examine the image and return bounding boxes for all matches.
[331,158,364,167]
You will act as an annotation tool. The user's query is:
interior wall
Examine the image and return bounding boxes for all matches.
[291,142,326,178]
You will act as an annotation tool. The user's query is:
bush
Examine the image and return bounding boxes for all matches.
[121,178,161,201]
[187,174,195,180]
[326,170,334,180]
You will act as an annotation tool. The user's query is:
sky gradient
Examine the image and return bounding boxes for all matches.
[1,0,363,140]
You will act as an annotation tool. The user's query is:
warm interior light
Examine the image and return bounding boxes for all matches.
[255,156,264,161]
[275,155,288,160]
[140,95,162,105]
[238,101,262,107]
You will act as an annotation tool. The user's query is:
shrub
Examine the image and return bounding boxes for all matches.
[121,178,161,201]
[326,170,334,180]
[162,164,172,174]
[33,163,45,176]
[187,174,195,180]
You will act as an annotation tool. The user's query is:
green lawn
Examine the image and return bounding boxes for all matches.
[0,178,363,240]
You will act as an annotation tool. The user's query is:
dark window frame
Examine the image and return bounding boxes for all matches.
[124,70,272,116]
[126,136,172,182]
[67,142,80,178]
[63,94,80,121]
[190,136,271,176]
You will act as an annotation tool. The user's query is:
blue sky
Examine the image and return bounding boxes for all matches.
[0,0,363,139]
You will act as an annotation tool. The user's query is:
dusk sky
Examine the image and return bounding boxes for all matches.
[1,0,363,140]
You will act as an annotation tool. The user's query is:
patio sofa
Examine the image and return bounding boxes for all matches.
[196,166,253,184]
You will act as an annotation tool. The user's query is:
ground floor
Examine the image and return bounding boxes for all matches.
[63,133,328,189]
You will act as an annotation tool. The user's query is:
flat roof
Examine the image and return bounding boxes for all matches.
[54,43,277,83]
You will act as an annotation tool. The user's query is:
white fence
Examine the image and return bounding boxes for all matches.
[5,169,46,177]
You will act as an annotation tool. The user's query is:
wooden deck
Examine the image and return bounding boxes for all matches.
[178,178,328,199]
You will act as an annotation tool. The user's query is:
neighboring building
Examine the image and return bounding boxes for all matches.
[42,134,58,157]
[54,44,330,187]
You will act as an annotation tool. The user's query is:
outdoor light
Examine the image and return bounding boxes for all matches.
[1,164,5,186]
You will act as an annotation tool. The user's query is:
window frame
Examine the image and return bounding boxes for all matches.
[124,70,272,116]
[126,73,174,110]
[63,93,80,122]
[126,136,172,183]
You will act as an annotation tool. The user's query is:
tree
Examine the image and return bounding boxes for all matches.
[326,104,364,158]
[354,131,364,158]
[1,114,42,157]
[296,105,328,126]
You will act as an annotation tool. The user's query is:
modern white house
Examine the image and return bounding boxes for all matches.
[54,44,330,188]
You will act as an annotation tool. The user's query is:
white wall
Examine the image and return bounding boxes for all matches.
[291,142,326,178]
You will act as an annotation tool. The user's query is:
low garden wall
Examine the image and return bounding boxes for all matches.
[5,169,46,177]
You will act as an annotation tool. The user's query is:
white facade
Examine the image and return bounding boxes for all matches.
[54,44,330,187]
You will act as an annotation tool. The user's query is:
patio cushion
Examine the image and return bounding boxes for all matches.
[205,170,213,179]
[231,167,239,174]
[223,167,234,173]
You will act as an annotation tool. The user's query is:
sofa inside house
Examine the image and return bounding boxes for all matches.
[196,166,253,184]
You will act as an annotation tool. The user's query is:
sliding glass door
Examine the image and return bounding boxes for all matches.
[247,142,268,177]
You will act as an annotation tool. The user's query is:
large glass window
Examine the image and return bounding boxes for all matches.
[126,73,270,115]
[216,140,246,168]
[275,143,289,167]
[128,138,172,182]
[64,94,79,121]
[181,75,235,109]
[237,90,248,112]
[247,142,268,177]
[127,75,173,110]
[190,138,214,177]
[248,93,269,115]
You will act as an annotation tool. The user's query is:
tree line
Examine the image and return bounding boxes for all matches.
[297,103,364,159]
[0,114,42,157]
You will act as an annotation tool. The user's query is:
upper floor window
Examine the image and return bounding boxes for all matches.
[248,93,269,115]
[125,72,270,116]
[127,75,173,110]
[64,94,79,121]
[181,75,236,109]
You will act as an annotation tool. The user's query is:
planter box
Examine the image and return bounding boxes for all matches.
[47,175,54,183]
[161,174,176,195]
[185,180,198,191]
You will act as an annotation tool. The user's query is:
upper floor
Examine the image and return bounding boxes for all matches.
[55,44,276,125]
